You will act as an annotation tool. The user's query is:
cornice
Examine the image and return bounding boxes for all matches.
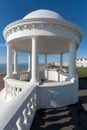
[3,18,83,42]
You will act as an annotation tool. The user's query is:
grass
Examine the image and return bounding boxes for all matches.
[76,67,87,79]
[63,66,87,79]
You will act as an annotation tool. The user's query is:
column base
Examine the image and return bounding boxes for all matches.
[27,70,30,72]
[30,79,40,85]
[13,71,17,74]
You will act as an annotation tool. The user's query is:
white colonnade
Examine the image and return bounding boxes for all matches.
[6,37,40,82]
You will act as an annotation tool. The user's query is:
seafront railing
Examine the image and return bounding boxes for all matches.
[0,84,37,130]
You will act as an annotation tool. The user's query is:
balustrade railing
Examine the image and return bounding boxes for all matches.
[12,70,45,82]
[0,85,37,130]
[5,79,28,100]
[17,71,31,81]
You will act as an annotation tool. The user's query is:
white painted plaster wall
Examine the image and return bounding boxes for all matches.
[45,69,68,81]
[39,79,78,108]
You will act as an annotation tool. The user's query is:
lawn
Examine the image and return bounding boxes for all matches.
[63,67,87,79]
[63,66,87,79]
[76,67,87,79]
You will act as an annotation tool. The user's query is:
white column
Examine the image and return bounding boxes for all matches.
[28,54,31,72]
[30,37,39,82]
[7,43,12,78]
[60,53,63,72]
[44,54,47,69]
[68,42,76,80]
[13,50,18,74]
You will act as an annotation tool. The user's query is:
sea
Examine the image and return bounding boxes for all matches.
[0,63,44,74]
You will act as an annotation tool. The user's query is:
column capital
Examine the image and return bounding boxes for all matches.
[7,43,12,47]
[31,36,40,41]
[31,36,38,39]
[70,41,76,46]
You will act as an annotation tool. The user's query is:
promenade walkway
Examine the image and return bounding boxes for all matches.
[31,79,87,130]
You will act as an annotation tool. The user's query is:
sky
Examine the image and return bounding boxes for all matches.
[0,0,87,63]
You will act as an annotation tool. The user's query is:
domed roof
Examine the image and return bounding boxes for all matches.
[23,9,64,20]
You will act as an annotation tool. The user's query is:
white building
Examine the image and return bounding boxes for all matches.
[0,9,83,130]
[76,58,87,67]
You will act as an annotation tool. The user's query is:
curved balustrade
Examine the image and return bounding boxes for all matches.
[0,85,37,130]
[12,69,68,82]
[12,70,45,81]
[45,68,68,81]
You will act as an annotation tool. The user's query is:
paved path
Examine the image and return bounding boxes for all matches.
[31,79,87,130]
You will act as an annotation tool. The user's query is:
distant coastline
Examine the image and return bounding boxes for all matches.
[0,63,44,74]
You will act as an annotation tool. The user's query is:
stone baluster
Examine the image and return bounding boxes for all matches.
[33,94,36,109]
[17,87,21,94]
[23,106,29,129]
[30,98,34,115]
[10,87,13,97]
[13,87,16,96]
[16,113,24,130]
[9,86,11,96]
[27,102,31,125]
[32,95,36,110]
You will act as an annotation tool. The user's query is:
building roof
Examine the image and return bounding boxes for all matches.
[23,9,64,20]
[3,9,83,54]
